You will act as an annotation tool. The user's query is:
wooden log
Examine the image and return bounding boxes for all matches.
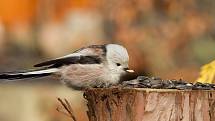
[84,88,215,121]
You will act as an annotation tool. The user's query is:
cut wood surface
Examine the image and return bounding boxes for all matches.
[84,88,215,121]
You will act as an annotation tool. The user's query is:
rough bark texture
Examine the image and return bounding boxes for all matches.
[84,88,215,121]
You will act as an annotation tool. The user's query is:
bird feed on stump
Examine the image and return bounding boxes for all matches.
[84,76,215,121]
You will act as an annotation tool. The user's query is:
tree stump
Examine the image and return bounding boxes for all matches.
[84,88,215,121]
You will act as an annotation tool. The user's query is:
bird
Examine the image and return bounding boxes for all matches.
[0,44,134,90]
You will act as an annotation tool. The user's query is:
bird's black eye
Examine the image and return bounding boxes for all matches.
[116,63,121,66]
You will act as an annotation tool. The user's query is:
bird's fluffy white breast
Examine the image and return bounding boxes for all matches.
[59,64,120,88]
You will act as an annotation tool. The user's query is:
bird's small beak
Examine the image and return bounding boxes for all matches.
[124,68,134,73]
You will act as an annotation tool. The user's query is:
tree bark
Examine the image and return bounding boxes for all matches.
[84,88,215,121]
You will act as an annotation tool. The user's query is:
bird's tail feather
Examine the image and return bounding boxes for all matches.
[0,68,59,80]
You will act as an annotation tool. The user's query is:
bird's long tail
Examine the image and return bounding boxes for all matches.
[0,68,59,80]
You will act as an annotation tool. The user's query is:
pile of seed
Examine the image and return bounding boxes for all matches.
[122,76,215,90]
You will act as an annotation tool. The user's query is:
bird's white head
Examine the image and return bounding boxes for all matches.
[106,44,134,75]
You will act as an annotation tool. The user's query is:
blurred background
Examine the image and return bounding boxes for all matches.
[0,0,215,121]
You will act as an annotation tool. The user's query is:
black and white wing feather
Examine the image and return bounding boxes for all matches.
[34,55,102,68]
[34,45,106,68]
[0,44,106,80]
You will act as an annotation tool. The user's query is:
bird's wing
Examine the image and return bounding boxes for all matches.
[34,54,102,68]
[34,45,106,68]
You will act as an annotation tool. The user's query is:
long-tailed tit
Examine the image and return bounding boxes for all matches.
[0,44,134,90]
